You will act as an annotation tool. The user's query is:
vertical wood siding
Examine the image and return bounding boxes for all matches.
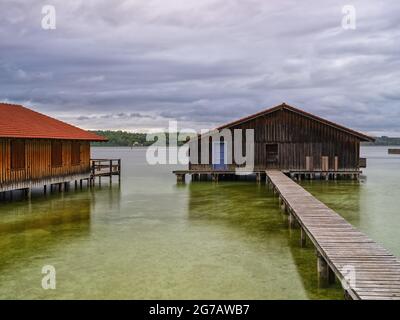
[190,109,361,171]
[0,139,90,186]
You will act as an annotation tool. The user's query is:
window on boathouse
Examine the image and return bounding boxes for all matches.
[51,141,63,167]
[71,142,81,165]
[10,139,26,170]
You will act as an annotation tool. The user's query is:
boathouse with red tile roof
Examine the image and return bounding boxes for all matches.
[0,103,107,193]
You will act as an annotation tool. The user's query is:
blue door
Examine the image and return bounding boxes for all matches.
[213,142,227,170]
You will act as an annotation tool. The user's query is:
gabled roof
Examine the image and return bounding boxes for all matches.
[217,103,375,142]
[0,103,107,141]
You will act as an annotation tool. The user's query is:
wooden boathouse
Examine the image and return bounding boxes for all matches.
[174,103,400,299]
[175,103,374,182]
[0,103,117,197]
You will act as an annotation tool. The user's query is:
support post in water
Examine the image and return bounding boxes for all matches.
[24,188,31,199]
[281,200,287,213]
[300,228,307,247]
[110,160,113,184]
[317,253,335,285]
[317,253,328,284]
[118,159,121,185]
[176,173,185,184]
[289,213,297,228]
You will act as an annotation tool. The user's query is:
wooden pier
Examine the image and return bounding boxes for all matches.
[173,170,266,183]
[266,170,400,300]
[89,158,121,186]
[173,169,361,184]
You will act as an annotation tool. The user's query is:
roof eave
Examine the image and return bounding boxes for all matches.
[0,135,109,142]
[217,103,375,143]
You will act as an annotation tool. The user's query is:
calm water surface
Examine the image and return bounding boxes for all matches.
[0,146,398,299]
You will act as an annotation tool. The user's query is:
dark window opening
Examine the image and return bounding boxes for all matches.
[10,140,25,170]
[266,143,278,163]
[71,142,81,165]
[51,141,63,167]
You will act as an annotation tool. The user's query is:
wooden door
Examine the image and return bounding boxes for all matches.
[265,143,279,169]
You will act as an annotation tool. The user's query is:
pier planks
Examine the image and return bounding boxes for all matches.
[266,170,400,300]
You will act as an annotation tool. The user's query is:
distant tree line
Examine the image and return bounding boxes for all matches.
[362,136,400,146]
[90,130,194,147]
[90,130,400,147]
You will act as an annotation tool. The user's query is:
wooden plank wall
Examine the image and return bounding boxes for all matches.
[0,139,90,186]
[189,109,360,171]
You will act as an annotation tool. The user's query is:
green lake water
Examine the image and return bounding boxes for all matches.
[0,146,398,299]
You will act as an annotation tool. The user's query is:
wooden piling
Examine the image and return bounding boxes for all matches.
[300,228,306,247]
[317,254,329,283]
[109,160,113,184]
[24,188,31,199]
[176,174,185,183]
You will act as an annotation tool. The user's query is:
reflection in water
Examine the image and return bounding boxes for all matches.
[298,180,361,223]
[299,146,400,257]
[188,182,343,300]
[0,185,121,299]
[0,195,91,271]
[0,146,398,299]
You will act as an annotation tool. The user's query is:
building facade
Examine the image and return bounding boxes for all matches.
[188,103,374,173]
[0,103,106,192]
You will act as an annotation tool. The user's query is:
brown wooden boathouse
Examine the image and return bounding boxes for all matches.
[176,103,375,182]
[0,103,108,195]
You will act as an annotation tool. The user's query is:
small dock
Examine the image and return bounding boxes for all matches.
[173,170,266,183]
[89,158,121,186]
[266,170,400,300]
[59,158,121,188]
[388,149,400,155]
[173,169,361,183]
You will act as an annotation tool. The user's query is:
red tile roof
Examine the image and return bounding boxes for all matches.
[0,103,107,141]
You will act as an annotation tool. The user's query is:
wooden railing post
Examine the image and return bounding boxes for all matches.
[109,160,113,184]
[118,159,121,184]
[91,160,95,187]
[89,158,122,186]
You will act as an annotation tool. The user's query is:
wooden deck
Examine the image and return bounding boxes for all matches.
[266,170,400,300]
[0,158,121,201]
[173,170,266,183]
[173,169,361,183]
[89,158,121,186]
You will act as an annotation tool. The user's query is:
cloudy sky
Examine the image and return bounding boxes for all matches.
[1,0,399,136]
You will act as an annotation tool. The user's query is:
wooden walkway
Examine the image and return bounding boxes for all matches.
[89,158,121,186]
[266,170,400,300]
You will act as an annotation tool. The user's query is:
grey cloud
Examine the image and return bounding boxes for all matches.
[0,0,399,135]
[76,115,90,120]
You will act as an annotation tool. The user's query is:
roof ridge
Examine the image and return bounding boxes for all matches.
[0,103,107,141]
[214,102,374,142]
[15,103,91,133]
[0,102,24,107]
[280,103,374,141]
